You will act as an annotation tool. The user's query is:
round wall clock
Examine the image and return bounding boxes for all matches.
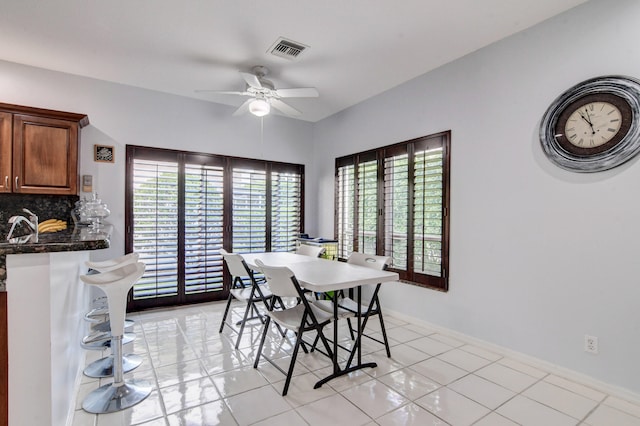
[539,75,640,172]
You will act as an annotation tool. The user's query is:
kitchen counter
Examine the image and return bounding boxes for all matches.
[0,226,110,254]
[0,226,110,291]
[1,225,111,426]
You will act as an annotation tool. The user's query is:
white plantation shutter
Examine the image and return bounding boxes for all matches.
[132,158,179,299]
[357,159,378,254]
[271,169,302,252]
[336,162,355,259]
[384,152,409,271]
[413,146,444,277]
[184,162,224,294]
[232,166,267,253]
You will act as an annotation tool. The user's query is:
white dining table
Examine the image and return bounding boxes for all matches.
[242,252,399,388]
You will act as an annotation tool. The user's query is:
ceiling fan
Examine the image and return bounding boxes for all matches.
[198,66,319,117]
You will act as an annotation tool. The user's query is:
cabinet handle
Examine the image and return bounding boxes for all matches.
[4,176,7,188]
[14,176,18,189]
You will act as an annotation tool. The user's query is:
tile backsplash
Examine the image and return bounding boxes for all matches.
[0,194,78,236]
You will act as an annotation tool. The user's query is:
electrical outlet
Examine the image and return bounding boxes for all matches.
[584,335,599,354]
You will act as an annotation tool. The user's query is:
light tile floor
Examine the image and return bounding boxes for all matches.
[72,301,640,426]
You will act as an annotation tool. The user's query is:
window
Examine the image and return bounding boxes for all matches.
[184,160,225,295]
[232,164,267,253]
[271,167,304,252]
[358,158,378,254]
[335,131,450,291]
[130,157,179,300]
[126,146,304,310]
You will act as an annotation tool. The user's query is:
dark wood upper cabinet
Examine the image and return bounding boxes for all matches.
[0,112,11,193]
[0,103,89,195]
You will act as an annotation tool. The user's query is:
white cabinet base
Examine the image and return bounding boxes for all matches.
[6,251,90,426]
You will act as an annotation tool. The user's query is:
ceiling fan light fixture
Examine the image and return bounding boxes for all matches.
[249,98,270,117]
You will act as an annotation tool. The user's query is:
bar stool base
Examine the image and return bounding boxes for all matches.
[84,354,143,378]
[82,379,152,414]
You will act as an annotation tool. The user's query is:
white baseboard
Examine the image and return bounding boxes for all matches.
[384,307,640,405]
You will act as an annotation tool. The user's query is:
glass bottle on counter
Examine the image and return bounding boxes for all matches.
[84,193,110,230]
[71,196,91,226]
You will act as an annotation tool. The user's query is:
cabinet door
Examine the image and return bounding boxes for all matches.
[0,112,11,193]
[12,114,78,195]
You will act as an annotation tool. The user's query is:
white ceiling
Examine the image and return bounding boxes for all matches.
[0,0,587,122]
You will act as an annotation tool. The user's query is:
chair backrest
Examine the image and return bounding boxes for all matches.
[219,248,250,278]
[295,244,325,258]
[347,252,390,271]
[255,259,300,298]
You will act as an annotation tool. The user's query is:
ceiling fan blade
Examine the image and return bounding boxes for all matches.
[195,90,248,96]
[270,99,301,117]
[240,72,262,89]
[232,99,253,116]
[275,88,319,98]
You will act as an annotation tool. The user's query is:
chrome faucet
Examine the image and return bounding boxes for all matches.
[6,208,39,240]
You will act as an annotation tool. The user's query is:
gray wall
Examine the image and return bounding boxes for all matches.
[310,0,640,394]
[0,60,314,261]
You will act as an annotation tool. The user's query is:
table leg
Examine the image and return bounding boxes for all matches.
[346,283,381,368]
[313,284,380,389]
[333,292,339,374]
[357,285,362,366]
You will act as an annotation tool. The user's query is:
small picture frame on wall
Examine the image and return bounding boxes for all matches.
[94,145,115,163]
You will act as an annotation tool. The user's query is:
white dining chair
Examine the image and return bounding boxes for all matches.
[252,259,334,396]
[218,249,279,349]
[296,244,327,300]
[315,252,392,357]
[295,244,325,258]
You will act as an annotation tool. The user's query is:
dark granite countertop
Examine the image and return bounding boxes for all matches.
[0,226,110,290]
[0,194,112,290]
[0,226,110,255]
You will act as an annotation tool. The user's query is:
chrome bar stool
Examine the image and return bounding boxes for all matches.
[81,253,138,359]
[84,298,135,334]
[84,253,138,334]
[80,261,152,413]
[84,254,139,317]
[84,304,109,324]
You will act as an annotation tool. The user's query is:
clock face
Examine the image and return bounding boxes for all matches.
[564,102,622,148]
[552,92,633,157]
[540,76,640,172]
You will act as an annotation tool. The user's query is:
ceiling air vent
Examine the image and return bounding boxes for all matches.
[268,37,308,60]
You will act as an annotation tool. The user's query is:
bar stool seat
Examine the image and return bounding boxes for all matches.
[81,253,140,377]
[80,262,151,413]
[84,305,135,330]
[84,306,110,323]
[86,252,140,273]
[83,254,139,327]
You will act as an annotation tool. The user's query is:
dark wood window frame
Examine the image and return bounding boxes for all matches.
[125,145,305,311]
[335,131,450,291]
